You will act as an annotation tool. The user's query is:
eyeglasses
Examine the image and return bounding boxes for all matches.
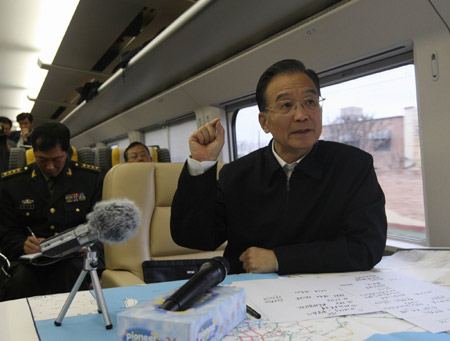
[265,96,325,115]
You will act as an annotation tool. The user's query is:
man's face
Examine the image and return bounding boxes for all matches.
[258,72,322,163]
[126,145,152,162]
[0,123,11,136]
[34,144,68,178]
[19,118,32,133]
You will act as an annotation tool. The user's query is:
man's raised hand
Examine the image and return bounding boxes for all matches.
[189,118,225,162]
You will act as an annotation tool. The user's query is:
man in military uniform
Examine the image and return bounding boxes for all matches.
[0,122,103,301]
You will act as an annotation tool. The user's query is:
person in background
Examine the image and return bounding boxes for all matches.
[0,122,103,301]
[9,112,34,147]
[170,59,387,275]
[0,117,12,173]
[0,116,17,149]
[124,142,152,162]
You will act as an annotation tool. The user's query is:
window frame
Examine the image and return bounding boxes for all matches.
[227,50,427,247]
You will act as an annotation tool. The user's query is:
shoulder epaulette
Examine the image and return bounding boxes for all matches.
[1,166,31,179]
[73,162,101,172]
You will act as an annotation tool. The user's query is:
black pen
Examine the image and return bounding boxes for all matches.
[246,305,261,319]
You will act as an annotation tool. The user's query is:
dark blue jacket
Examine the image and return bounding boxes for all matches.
[171,140,387,274]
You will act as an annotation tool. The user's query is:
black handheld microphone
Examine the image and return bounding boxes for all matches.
[160,256,230,311]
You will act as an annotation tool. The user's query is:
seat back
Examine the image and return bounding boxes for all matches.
[102,163,155,282]
[101,162,225,288]
[26,146,78,164]
[150,163,216,259]
[111,147,126,165]
[8,146,79,170]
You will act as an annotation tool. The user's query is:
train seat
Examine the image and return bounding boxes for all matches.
[92,145,171,174]
[7,145,171,173]
[8,146,79,170]
[101,162,225,288]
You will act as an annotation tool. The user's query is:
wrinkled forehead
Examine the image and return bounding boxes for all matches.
[266,72,318,103]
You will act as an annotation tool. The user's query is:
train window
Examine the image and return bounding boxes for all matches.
[234,106,271,159]
[321,64,424,241]
[144,115,197,162]
[106,137,129,149]
[233,64,425,241]
[145,128,169,150]
[168,118,197,162]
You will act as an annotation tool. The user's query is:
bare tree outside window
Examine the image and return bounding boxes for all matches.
[321,65,425,240]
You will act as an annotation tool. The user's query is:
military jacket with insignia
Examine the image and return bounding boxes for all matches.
[0,160,103,259]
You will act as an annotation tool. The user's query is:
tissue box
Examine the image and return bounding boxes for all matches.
[117,285,246,341]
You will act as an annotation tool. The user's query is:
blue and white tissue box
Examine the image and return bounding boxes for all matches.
[117,285,246,341]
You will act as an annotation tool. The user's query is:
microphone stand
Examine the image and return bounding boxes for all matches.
[54,247,112,329]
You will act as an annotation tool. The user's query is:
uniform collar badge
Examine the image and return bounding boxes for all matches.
[67,168,72,176]
[65,192,86,203]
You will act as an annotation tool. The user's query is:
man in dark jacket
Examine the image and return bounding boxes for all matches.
[170,59,387,275]
[0,122,103,301]
[9,112,34,147]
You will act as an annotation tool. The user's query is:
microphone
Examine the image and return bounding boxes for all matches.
[160,256,230,311]
[40,198,141,257]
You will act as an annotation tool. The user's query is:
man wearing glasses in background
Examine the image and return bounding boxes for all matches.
[124,142,152,163]
[170,59,387,275]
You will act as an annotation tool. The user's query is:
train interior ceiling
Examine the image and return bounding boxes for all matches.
[1,0,450,248]
[2,0,447,142]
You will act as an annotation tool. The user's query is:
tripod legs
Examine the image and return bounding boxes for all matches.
[90,266,112,329]
[54,250,112,329]
[54,266,88,326]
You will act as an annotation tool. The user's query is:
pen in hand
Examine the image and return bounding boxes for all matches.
[26,226,39,243]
